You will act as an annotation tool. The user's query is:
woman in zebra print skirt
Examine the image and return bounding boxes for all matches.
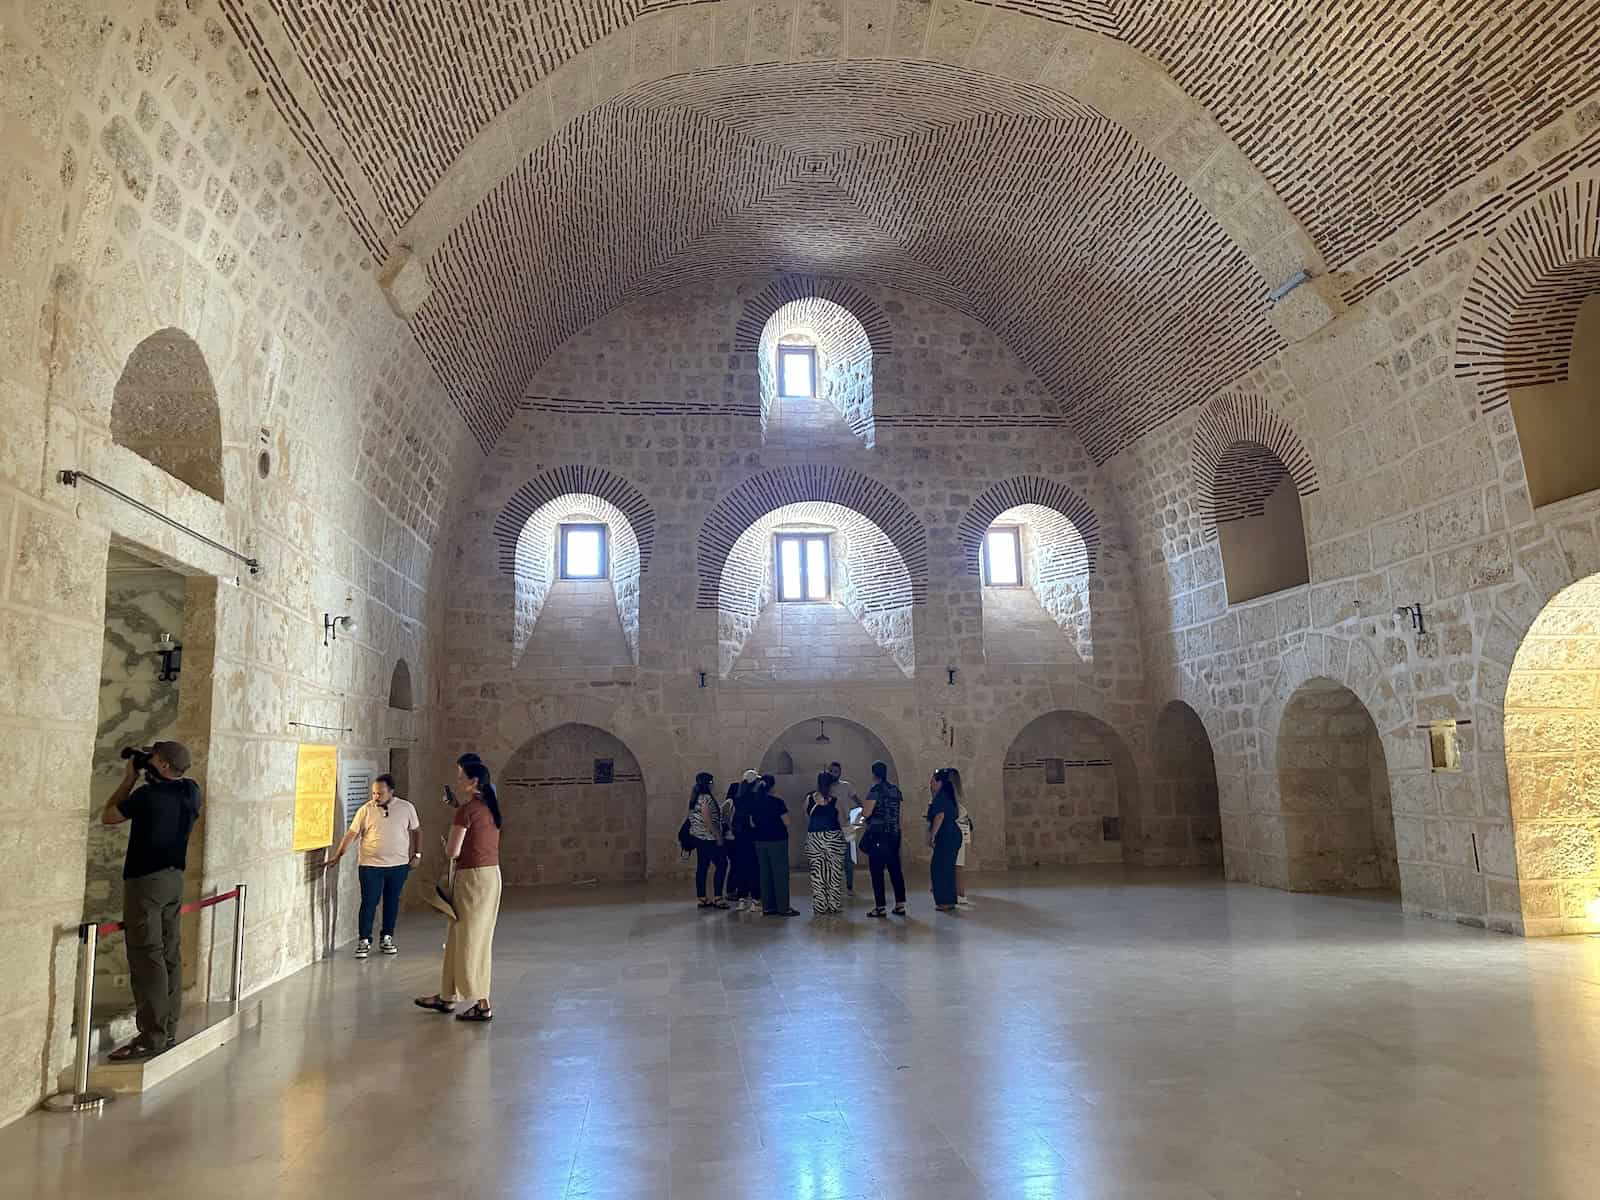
[805,772,846,915]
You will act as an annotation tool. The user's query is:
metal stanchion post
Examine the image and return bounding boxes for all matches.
[43,924,113,1113]
[230,883,247,1015]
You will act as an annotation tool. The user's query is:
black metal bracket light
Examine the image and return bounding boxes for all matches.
[155,633,182,682]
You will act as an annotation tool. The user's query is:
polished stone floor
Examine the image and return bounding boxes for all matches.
[8,866,1600,1199]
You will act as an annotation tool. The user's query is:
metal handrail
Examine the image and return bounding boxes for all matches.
[43,883,249,1114]
[57,470,260,574]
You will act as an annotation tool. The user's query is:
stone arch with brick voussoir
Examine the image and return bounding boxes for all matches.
[481,694,681,878]
[739,276,893,449]
[491,466,656,668]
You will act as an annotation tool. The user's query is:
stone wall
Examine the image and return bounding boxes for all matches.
[0,0,470,1123]
[1107,110,1600,934]
[443,281,1148,887]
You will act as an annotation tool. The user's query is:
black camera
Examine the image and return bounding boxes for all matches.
[120,746,161,785]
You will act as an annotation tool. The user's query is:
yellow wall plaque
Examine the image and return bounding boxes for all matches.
[292,743,339,852]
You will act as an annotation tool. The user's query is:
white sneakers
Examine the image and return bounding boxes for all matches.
[356,935,397,958]
[957,896,974,908]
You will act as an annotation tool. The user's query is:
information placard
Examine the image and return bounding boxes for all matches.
[292,743,338,852]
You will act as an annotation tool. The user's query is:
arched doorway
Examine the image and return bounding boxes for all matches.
[1147,701,1224,869]
[1505,572,1600,934]
[759,717,896,870]
[1003,710,1139,868]
[111,329,225,503]
[1276,679,1398,893]
[500,724,647,884]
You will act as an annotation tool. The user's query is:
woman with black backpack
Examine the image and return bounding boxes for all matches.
[685,771,728,909]
[859,760,907,917]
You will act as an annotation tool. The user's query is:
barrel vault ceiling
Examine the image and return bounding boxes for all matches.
[214,0,1600,455]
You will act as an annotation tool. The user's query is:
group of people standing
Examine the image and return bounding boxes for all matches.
[686,761,975,916]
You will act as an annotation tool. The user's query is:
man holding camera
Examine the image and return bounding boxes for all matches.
[101,741,202,1061]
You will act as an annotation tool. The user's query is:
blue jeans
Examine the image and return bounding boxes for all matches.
[358,864,410,940]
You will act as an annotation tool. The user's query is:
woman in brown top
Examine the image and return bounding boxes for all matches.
[415,758,503,1021]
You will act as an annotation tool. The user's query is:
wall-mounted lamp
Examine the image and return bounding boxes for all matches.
[946,667,957,686]
[323,612,357,645]
[1397,602,1426,636]
[697,671,707,689]
[155,633,182,682]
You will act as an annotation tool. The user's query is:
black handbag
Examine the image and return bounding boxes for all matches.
[859,827,884,858]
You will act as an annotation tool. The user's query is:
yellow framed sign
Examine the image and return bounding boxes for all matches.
[292,743,338,852]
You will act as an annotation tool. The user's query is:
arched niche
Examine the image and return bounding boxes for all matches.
[758,716,896,869]
[1458,180,1600,509]
[493,467,656,669]
[756,296,877,449]
[1191,393,1318,605]
[1003,710,1140,868]
[1275,678,1398,894]
[388,659,414,711]
[1147,701,1224,869]
[1504,571,1600,934]
[111,328,225,503]
[500,723,647,884]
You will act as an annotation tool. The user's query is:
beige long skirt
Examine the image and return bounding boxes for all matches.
[440,865,502,1002]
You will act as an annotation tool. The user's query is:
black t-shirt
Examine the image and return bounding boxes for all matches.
[750,792,788,842]
[805,793,841,832]
[119,778,202,879]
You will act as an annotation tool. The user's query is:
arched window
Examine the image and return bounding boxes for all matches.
[1191,394,1318,606]
[751,292,882,449]
[111,329,225,503]
[493,468,655,670]
[511,497,638,667]
[958,477,1101,664]
[1458,182,1600,509]
[717,501,914,681]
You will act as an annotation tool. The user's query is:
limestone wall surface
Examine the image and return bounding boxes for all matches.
[443,281,1149,885]
[0,0,470,1123]
[1109,112,1600,934]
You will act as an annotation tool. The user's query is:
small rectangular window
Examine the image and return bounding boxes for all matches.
[983,525,1023,587]
[778,345,817,398]
[775,533,830,602]
[559,523,608,580]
